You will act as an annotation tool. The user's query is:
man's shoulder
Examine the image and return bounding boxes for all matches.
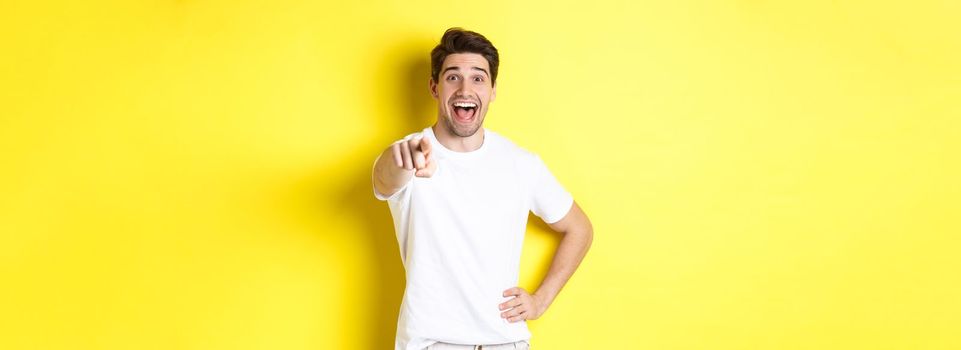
[485,129,539,161]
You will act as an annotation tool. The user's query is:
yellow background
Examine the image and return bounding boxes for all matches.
[2,0,959,349]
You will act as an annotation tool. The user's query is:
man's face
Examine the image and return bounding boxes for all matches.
[430,53,496,138]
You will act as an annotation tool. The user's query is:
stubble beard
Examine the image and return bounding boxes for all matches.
[443,110,483,138]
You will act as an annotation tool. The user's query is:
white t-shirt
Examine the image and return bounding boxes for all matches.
[373,126,574,350]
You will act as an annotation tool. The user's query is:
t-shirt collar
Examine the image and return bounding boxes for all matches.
[424,125,489,159]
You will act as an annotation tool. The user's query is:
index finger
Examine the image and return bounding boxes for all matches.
[419,136,432,154]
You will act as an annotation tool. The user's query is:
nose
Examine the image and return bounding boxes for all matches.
[454,81,473,97]
[455,90,475,102]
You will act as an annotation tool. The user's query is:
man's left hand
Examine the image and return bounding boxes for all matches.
[499,287,548,323]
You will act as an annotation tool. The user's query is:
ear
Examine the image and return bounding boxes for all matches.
[429,78,438,99]
[491,82,497,102]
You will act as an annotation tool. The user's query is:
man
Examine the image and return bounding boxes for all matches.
[372,28,593,350]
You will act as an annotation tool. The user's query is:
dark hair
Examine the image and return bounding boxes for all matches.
[431,28,500,84]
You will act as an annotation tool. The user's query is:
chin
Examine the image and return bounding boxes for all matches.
[445,116,482,138]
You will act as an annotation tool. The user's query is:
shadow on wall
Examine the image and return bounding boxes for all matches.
[333,43,435,349]
[524,213,566,294]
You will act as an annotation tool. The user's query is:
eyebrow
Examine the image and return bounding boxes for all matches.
[442,66,490,77]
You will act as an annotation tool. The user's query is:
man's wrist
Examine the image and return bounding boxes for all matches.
[533,288,558,307]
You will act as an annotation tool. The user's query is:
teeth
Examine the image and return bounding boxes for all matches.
[453,102,477,108]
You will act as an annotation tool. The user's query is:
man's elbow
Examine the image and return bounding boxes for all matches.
[574,220,593,249]
[584,223,594,248]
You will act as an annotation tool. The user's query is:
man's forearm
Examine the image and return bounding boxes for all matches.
[373,148,412,196]
[534,224,593,306]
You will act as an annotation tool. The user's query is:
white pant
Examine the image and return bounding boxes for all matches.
[426,340,530,350]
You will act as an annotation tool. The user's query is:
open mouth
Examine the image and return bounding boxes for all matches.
[451,101,478,123]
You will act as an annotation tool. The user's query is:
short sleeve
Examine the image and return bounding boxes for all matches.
[527,154,574,224]
[373,177,411,201]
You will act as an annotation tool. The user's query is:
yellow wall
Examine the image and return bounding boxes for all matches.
[2,1,959,349]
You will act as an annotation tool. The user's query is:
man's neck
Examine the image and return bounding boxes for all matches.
[431,123,485,153]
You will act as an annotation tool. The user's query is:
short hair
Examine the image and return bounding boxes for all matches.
[430,28,500,84]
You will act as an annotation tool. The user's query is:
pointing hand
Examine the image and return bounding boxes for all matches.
[390,135,437,178]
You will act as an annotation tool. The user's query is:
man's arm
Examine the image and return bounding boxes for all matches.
[373,136,436,198]
[500,201,593,322]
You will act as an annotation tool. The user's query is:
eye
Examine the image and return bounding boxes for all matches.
[446,75,458,81]
[473,76,484,82]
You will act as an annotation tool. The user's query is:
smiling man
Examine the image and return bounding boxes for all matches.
[372,28,593,350]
